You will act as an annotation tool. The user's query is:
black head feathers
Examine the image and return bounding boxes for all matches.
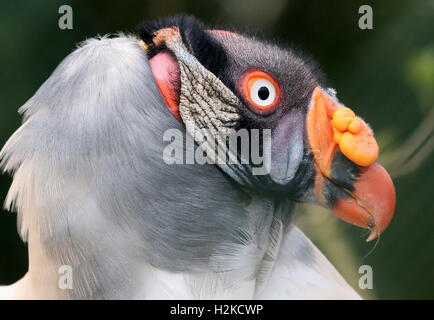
[138,15,228,75]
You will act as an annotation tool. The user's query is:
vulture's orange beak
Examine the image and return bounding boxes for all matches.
[307,87,396,241]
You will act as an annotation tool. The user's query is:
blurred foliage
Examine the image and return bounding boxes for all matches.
[0,0,433,299]
[407,47,434,110]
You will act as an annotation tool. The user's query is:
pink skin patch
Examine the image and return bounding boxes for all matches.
[149,51,181,121]
[148,29,240,121]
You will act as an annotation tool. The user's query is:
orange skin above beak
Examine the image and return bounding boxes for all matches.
[307,87,396,241]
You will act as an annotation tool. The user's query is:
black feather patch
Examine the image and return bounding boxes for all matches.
[137,14,228,76]
[323,151,361,206]
[331,151,360,191]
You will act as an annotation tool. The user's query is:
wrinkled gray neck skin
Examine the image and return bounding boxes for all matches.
[0,36,296,299]
[170,34,257,187]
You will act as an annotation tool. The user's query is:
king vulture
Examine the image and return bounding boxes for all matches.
[0,15,395,300]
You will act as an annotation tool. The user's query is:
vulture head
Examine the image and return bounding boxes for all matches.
[139,16,395,241]
[0,15,396,299]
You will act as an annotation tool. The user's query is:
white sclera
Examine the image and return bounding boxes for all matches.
[250,78,277,107]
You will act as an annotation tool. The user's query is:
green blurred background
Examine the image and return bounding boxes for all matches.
[0,0,433,299]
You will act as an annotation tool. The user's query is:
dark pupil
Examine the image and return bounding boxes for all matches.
[258,86,270,100]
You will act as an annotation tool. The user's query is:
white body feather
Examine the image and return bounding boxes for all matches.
[0,36,360,300]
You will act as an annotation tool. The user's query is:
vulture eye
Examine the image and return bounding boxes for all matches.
[240,70,280,113]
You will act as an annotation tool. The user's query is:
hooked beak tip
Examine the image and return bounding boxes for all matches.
[332,163,396,241]
[366,229,379,242]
